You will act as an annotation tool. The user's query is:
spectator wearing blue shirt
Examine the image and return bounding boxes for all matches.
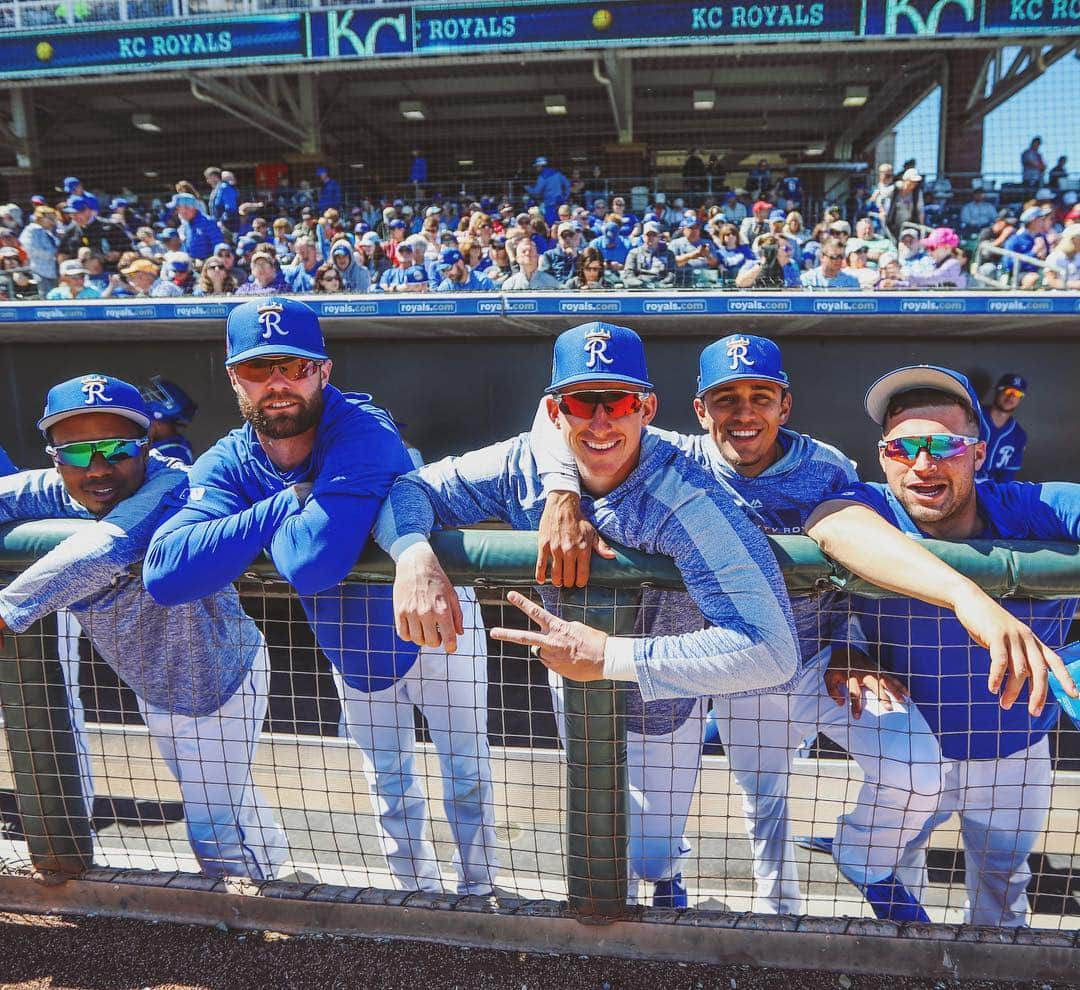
[378,241,416,291]
[774,167,803,209]
[711,222,755,282]
[434,248,494,292]
[526,156,571,225]
[169,193,219,261]
[1001,206,1052,287]
[409,149,427,188]
[205,167,239,228]
[800,238,861,290]
[541,223,581,282]
[281,237,321,293]
[316,166,342,213]
[589,221,631,273]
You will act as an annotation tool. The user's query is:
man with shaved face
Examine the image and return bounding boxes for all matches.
[806,365,1080,926]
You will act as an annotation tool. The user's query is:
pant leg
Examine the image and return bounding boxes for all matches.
[334,669,442,892]
[402,587,499,895]
[548,673,703,891]
[624,698,706,886]
[138,645,288,880]
[712,675,815,915]
[823,687,945,888]
[955,737,1052,927]
[56,610,95,818]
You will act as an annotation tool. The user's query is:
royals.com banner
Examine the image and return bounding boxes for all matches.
[0,0,1076,80]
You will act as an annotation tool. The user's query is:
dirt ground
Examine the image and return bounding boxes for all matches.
[0,912,1072,990]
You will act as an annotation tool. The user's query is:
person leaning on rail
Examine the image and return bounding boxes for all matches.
[0,373,289,880]
[529,346,1075,923]
[144,298,500,897]
[373,321,803,910]
[802,365,1080,927]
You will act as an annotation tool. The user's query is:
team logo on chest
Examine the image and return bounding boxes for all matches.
[583,325,614,368]
[726,335,754,370]
[257,301,287,340]
[80,374,112,405]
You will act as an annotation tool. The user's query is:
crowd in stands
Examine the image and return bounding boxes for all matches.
[1,148,1077,301]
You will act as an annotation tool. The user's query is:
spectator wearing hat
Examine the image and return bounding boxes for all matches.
[1043,224,1080,290]
[884,168,924,238]
[800,237,860,290]
[325,239,370,293]
[897,227,925,266]
[63,176,84,198]
[500,238,561,290]
[977,374,1029,483]
[107,258,159,298]
[541,223,582,283]
[526,156,571,225]
[740,200,773,246]
[960,188,997,236]
[434,248,494,292]
[906,227,967,288]
[357,232,390,281]
[378,241,417,292]
[734,234,800,289]
[485,237,514,288]
[19,205,61,294]
[399,265,431,292]
[47,259,101,300]
[384,219,410,265]
[1001,206,1052,286]
[235,247,290,297]
[0,247,39,300]
[1021,137,1046,187]
[152,251,195,297]
[853,217,893,262]
[610,196,638,238]
[193,255,238,297]
[839,239,879,289]
[316,166,341,213]
[58,195,130,270]
[168,193,219,261]
[159,227,182,255]
[621,222,676,288]
[873,252,910,290]
[670,215,719,286]
[588,221,631,274]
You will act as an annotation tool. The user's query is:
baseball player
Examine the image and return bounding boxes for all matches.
[144,298,499,896]
[373,322,803,907]
[0,373,287,878]
[807,364,1078,925]
[140,376,199,465]
[976,373,1028,483]
[529,334,942,916]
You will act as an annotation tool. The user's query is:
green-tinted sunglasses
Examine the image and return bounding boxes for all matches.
[46,437,149,469]
[877,433,978,466]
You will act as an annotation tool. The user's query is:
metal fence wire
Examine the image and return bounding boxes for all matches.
[0,529,1079,940]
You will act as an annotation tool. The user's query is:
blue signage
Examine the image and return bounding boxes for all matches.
[0,0,1076,81]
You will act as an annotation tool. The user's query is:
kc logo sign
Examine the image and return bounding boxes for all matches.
[878,0,976,32]
[325,9,410,57]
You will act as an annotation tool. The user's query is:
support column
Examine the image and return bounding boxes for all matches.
[941,50,985,185]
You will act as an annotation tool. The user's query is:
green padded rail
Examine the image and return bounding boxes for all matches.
[1,520,1079,600]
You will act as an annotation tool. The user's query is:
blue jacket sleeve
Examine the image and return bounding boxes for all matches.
[143,446,301,605]
[269,408,411,594]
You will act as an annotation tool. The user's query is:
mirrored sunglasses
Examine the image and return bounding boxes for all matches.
[556,391,645,419]
[877,434,978,465]
[47,437,148,468]
[232,357,322,383]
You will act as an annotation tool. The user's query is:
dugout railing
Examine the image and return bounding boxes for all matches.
[0,521,1078,979]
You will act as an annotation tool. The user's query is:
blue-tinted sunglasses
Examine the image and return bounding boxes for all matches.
[47,437,148,468]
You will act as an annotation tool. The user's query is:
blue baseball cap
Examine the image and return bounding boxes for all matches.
[996,373,1028,392]
[167,193,200,210]
[63,176,81,193]
[66,195,95,213]
[237,236,259,254]
[769,209,787,222]
[213,242,234,254]
[602,221,620,236]
[161,228,180,240]
[225,298,329,367]
[388,219,406,230]
[315,166,328,176]
[864,364,986,432]
[548,323,653,394]
[38,373,150,434]
[404,265,429,284]
[697,335,788,397]
[438,247,462,270]
[331,242,352,258]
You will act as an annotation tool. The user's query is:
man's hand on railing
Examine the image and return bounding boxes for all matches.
[491,591,608,681]
[824,646,909,719]
[392,542,464,653]
[535,492,616,588]
[951,584,1078,716]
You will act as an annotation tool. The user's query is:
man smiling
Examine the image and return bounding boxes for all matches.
[374,322,802,907]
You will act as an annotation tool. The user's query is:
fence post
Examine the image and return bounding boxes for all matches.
[557,585,635,920]
[0,619,93,878]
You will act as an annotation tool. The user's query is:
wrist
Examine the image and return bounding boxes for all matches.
[391,534,433,563]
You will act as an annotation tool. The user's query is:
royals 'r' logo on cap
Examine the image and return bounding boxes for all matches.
[583,325,614,369]
[81,374,113,405]
[257,301,287,340]
[726,336,754,370]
